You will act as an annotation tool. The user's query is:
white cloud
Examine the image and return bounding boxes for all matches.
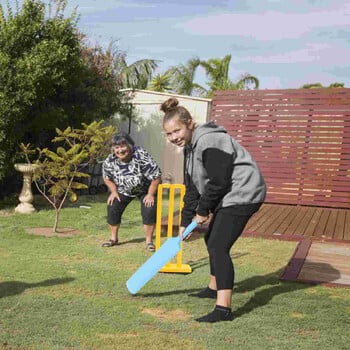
[244,43,350,64]
[135,46,196,54]
[130,32,152,38]
[259,76,283,89]
[179,4,350,40]
[66,0,154,12]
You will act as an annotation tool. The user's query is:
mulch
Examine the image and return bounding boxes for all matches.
[25,227,81,237]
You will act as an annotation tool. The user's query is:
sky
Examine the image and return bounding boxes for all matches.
[8,0,350,90]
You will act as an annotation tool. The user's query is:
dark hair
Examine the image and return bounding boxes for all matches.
[160,97,193,126]
[111,132,135,147]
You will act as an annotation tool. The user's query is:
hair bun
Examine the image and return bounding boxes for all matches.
[160,97,179,113]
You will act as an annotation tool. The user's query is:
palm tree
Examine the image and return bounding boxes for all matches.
[200,54,259,97]
[301,82,344,89]
[166,57,207,96]
[301,83,324,89]
[84,40,159,90]
[329,82,344,88]
[148,72,172,92]
[115,54,160,89]
[234,73,260,90]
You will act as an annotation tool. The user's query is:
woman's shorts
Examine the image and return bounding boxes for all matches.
[107,192,157,225]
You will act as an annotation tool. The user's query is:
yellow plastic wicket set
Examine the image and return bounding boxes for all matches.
[155,183,192,274]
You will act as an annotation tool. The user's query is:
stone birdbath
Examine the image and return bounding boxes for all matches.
[14,163,40,214]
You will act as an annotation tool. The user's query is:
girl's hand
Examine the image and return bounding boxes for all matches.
[179,226,189,240]
[143,194,155,208]
[196,214,209,225]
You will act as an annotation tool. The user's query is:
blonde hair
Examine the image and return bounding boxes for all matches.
[160,98,193,127]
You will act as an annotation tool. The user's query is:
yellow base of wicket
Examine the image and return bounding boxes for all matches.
[160,263,192,274]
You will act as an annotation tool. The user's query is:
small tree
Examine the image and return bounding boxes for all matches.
[20,121,116,232]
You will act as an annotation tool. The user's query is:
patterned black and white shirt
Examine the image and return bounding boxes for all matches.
[102,146,162,197]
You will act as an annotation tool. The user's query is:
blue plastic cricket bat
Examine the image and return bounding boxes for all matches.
[126,220,198,294]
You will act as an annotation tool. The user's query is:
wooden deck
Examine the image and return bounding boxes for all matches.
[243,203,350,242]
[243,206,350,287]
[162,203,350,286]
[162,203,350,243]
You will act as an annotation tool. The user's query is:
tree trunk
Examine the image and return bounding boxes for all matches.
[53,209,60,233]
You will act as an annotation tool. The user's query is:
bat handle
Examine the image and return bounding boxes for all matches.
[181,220,198,240]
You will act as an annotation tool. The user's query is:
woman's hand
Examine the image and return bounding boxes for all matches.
[107,191,120,205]
[143,193,155,208]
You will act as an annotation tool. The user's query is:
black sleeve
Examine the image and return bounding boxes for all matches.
[180,170,200,227]
[196,148,233,216]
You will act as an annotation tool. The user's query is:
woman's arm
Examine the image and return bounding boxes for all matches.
[103,177,120,205]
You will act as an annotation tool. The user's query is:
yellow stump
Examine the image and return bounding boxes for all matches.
[155,183,192,273]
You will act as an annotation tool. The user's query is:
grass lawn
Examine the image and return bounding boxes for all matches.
[0,194,349,349]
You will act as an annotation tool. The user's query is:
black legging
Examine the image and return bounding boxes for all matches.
[204,207,252,290]
[107,192,157,225]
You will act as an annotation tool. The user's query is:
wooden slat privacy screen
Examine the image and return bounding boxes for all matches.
[210,88,350,209]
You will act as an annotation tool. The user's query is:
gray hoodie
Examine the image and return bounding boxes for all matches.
[181,121,266,226]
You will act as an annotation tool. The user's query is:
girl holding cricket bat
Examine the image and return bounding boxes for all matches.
[161,97,266,323]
